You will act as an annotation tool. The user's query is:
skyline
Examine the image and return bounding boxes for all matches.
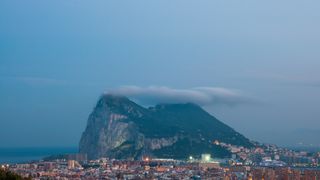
[1,0,320,147]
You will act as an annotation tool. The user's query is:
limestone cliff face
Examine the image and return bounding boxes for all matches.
[79,95,178,159]
[79,94,253,160]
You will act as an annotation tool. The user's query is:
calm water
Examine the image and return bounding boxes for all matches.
[0,147,77,164]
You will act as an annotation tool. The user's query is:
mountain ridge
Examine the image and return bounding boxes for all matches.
[79,94,253,160]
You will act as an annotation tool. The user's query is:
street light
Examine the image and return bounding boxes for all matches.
[189,156,193,161]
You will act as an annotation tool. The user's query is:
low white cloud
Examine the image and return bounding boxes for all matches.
[106,86,257,106]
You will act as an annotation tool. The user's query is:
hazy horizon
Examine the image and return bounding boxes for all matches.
[1,0,320,148]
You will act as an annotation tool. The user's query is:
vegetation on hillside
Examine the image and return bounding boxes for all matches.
[0,168,31,180]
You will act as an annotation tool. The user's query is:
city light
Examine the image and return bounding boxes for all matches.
[205,155,210,161]
[201,154,211,162]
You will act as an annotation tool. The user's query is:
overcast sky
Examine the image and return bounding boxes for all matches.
[1,0,320,147]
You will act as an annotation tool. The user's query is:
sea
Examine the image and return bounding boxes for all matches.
[0,147,78,164]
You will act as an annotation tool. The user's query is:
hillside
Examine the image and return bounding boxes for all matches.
[79,94,253,160]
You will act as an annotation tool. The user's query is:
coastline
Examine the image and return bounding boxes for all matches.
[0,147,77,164]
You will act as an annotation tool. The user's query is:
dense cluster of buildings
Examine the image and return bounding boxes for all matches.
[2,157,320,179]
[214,141,320,167]
[2,142,320,179]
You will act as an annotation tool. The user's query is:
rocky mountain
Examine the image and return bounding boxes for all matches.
[79,94,253,160]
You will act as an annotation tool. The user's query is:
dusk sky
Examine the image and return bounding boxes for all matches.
[1,0,320,147]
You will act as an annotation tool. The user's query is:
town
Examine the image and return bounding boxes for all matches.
[3,142,320,179]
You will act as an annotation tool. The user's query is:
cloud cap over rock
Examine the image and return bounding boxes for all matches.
[105,86,257,107]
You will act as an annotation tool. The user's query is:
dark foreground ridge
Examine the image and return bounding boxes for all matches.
[79,94,253,160]
[0,168,31,180]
